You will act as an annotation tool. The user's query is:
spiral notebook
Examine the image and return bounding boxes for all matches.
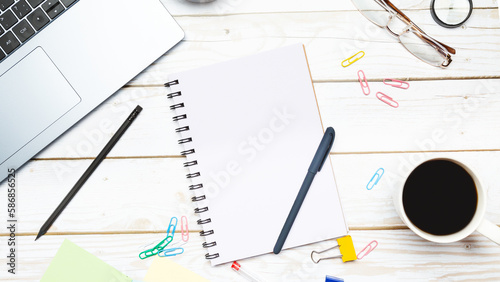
[166,44,348,266]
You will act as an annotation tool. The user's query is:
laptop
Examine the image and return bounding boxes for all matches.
[0,0,184,182]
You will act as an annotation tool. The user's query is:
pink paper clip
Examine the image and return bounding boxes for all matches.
[181,216,189,242]
[376,92,399,108]
[383,78,409,90]
[357,240,378,260]
[357,70,370,95]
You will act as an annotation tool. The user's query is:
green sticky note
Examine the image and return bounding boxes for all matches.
[41,239,132,282]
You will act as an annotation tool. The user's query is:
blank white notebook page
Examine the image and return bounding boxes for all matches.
[169,44,347,266]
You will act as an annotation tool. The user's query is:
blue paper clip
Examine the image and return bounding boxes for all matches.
[158,247,184,257]
[366,168,384,190]
[167,217,178,238]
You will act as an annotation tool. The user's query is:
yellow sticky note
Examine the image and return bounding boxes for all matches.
[144,257,210,282]
[41,239,132,282]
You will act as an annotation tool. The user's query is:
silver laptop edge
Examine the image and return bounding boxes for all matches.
[0,0,184,182]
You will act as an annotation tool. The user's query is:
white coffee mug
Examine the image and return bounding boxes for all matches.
[394,158,500,245]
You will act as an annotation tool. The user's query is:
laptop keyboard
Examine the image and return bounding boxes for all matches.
[0,0,78,62]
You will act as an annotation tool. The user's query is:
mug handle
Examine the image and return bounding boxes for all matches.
[477,219,500,245]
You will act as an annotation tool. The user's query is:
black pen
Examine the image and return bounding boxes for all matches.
[35,106,143,241]
[273,127,335,254]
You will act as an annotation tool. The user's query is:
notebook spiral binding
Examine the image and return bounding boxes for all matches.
[165,80,220,260]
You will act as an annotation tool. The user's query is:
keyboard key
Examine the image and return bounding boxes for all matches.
[12,0,32,19]
[0,10,18,30]
[60,0,76,8]
[43,1,64,19]
[41,0,57,11]
[12,19,34,42]
[26,0,44,8]
[0,50,5,60]
[0,31,20,54]
[0,26,4,36]
[0,0,14,11]
[27,8,49,31]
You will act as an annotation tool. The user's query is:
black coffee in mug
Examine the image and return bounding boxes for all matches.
[403,160,478,236]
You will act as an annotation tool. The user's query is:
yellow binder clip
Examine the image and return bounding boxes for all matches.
[341,51,365,67]
[311,235,357,263]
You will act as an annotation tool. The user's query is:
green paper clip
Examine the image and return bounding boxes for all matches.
[139,235,173,260]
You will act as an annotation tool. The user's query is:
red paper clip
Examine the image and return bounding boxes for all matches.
[181,216,189,242]
[357,70,370,95]
[383,78,409,89]
[357,240,378,260]
[376,92,399,108]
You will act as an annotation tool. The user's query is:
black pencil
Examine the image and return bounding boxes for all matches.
[35,105,143,241]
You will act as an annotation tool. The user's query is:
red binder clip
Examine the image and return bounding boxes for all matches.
[376,92,399,108]
[357,70,370,95]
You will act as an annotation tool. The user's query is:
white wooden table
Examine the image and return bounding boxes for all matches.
[1,0,500,281]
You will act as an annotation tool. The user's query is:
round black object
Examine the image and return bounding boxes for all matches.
[430,0,473,28]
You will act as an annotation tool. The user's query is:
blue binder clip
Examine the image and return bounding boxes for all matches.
[326,275,344,282]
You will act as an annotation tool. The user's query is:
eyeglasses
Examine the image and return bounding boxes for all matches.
[351,0,456,68]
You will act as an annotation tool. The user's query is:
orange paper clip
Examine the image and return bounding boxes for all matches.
[181,215,189,242]
[383,78,409,89]
[376,92,399,108]
[357,70,370,95]
[342,51,365,67]
[357,240,378,260]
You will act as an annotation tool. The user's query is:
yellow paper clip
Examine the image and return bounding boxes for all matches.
[311,235,357,263]
[341,51,365,67]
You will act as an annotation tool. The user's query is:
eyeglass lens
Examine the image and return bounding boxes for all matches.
[351,0,392,27]
[399,31,447,67]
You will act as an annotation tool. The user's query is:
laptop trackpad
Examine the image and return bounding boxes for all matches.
[0,47,81,165]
